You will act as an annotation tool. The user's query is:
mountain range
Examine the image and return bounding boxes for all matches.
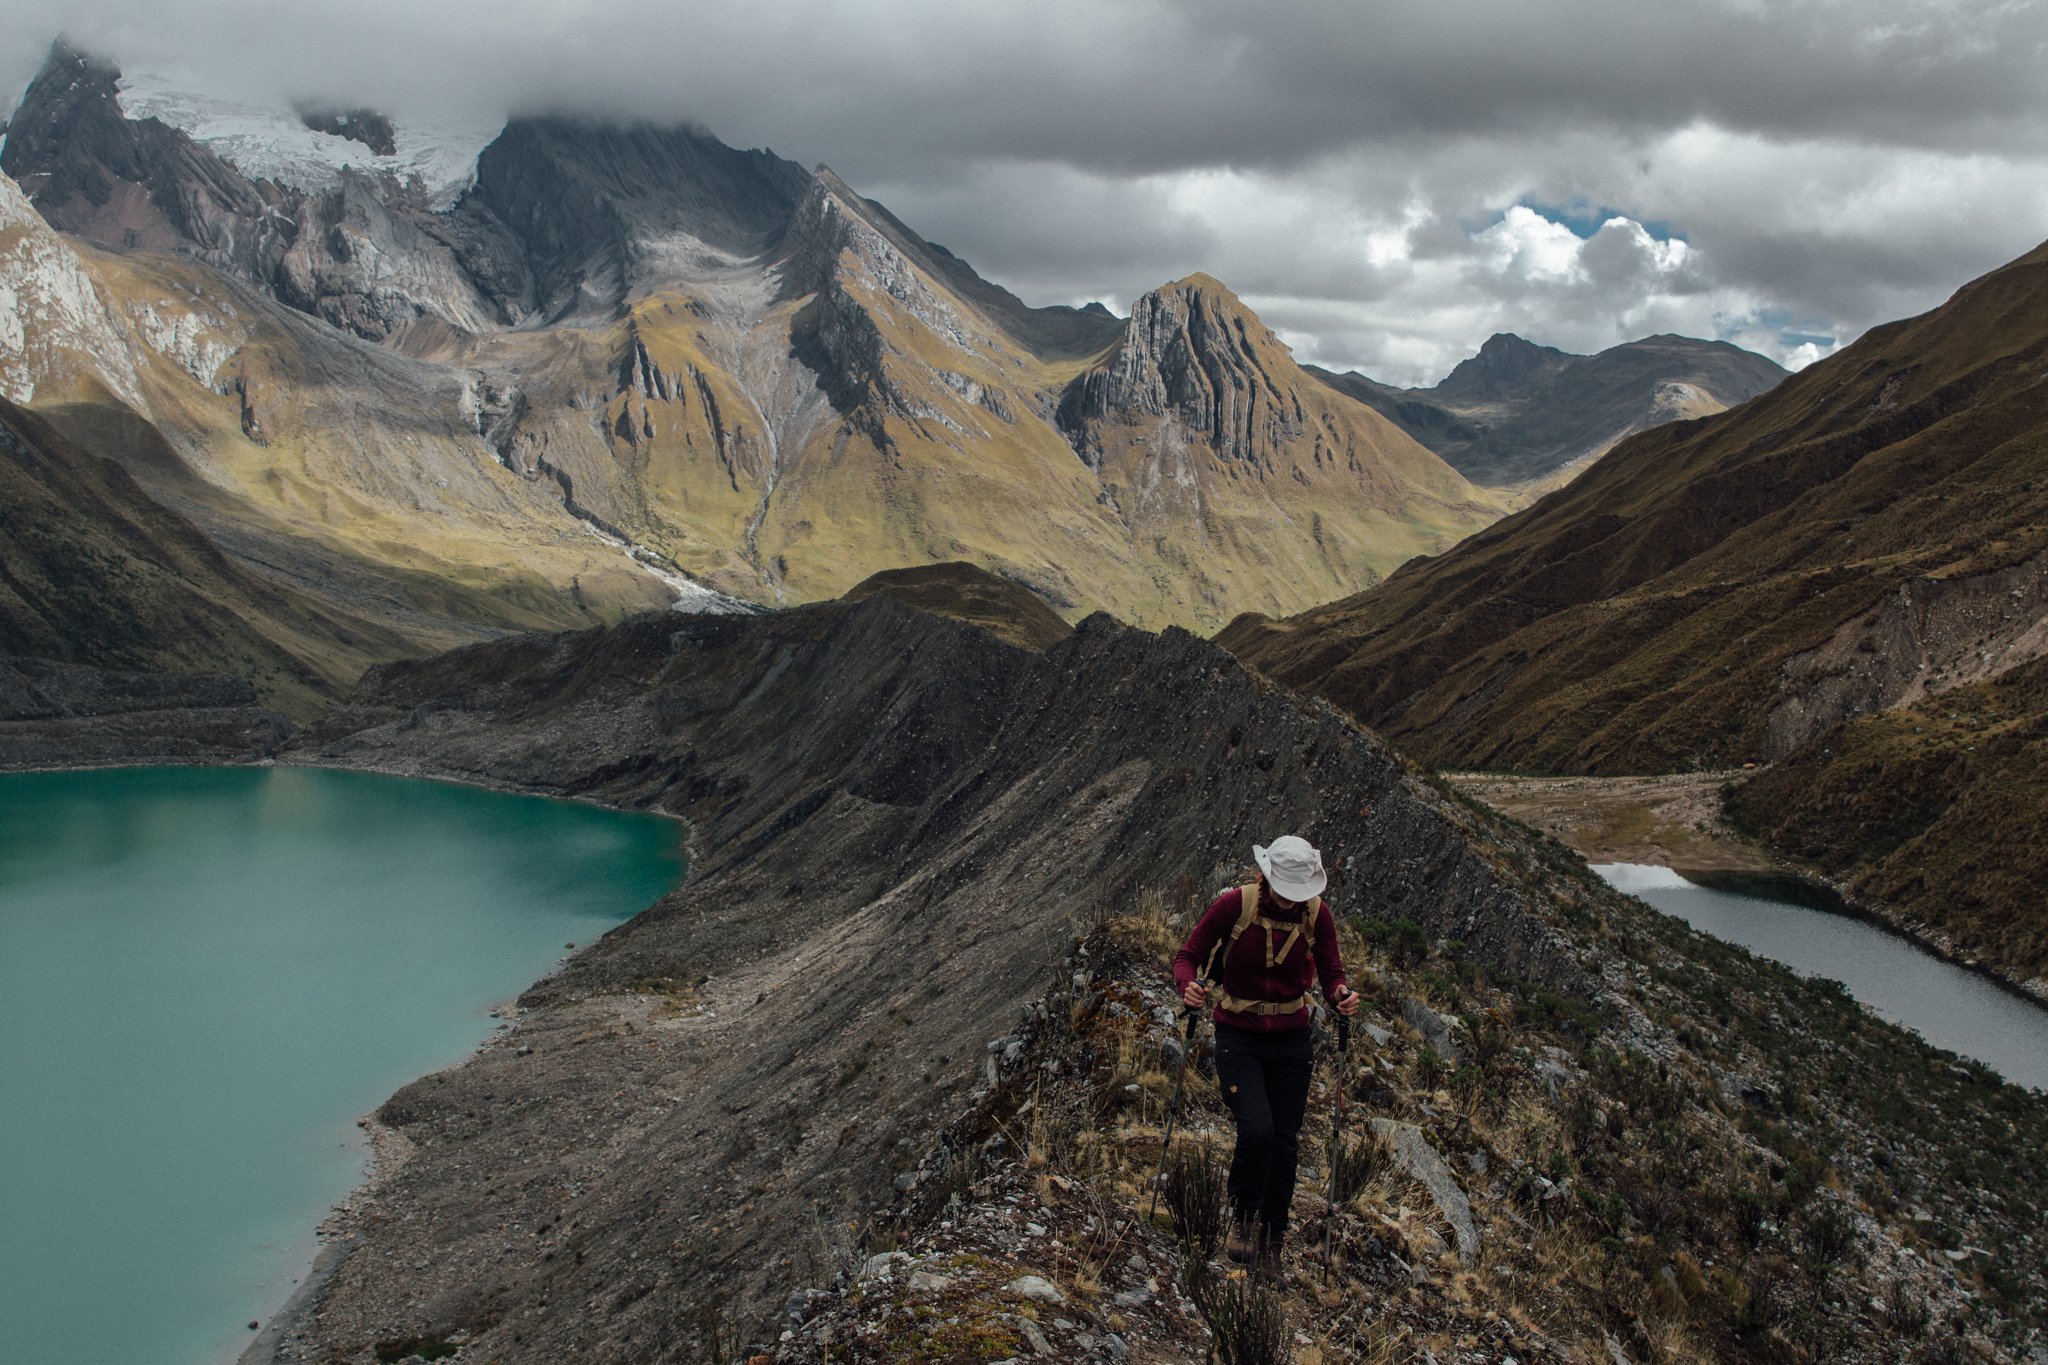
[0,39,1790,709]
[0,40,1513,685]
[1318,330,1789,487]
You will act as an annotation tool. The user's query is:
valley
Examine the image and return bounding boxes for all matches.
[6,24,2048,1365]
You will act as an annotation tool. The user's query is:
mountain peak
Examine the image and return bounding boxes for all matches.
[1058,271,1313,465]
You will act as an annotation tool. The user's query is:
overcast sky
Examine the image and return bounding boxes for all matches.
[7,0,2047,385]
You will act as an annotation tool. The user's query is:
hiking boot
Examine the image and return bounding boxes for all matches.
[1255,1228,1284,1282]
[1225,1218,1258,1264]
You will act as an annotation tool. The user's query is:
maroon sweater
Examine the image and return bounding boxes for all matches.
[1172,883,1347,1033]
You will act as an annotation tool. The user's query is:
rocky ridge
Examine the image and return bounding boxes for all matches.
[246,596,2048,1363]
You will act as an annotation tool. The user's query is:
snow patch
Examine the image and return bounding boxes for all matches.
[116,71,500,210]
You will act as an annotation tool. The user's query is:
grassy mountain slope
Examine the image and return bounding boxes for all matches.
[0,397,414,713]
[1223,239,2048,772]
[1725,654,2048,985]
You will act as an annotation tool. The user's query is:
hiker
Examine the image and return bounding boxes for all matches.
[1173,835,1358,1277]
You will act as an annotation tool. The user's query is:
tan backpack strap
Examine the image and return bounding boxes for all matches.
[1202,885,1264,981]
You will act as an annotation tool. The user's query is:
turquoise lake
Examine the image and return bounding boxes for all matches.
[0,765,685,1365]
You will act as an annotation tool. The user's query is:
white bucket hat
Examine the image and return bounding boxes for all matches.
[1253,835,1327,901]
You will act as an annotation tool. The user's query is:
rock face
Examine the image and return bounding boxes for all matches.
[269,596,1592,1359]
[466,118,814,320]
[1370,1118,1480,1260]
[1,42,522,340]
[1059,273,1308,466]
[0,163,143,406]
[1317,331,1788,486]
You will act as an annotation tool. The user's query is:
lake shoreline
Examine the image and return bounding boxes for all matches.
[1449,770,2048,1009]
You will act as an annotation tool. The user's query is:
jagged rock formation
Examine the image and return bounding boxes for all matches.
[1051,273,1503,617]
[2,42,521,340]
[1221,235,2048,990]
[1,37,1507,644]
[1060,273,1310,465]
[252,597,2048,1361]
[1317,331,1788,486]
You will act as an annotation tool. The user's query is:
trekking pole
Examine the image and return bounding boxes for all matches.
[1148,973,1211,1223]
[1322,991,1354,1283]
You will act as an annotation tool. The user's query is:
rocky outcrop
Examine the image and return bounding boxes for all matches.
[2,43,525,341]
[1058,274,1307,471]
[1,41,294,269]
[275,169,526,337]
[1764,550,2048,757]
[296,107,397,157]
[0,166,143,406]
[467,118,813,320]
[0,655,293,767]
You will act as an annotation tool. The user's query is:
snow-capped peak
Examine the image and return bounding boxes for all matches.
[114,70,501,210]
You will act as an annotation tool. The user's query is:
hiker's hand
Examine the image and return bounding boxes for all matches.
[1334,987,1360,1016]
[1181,981,1208,1009]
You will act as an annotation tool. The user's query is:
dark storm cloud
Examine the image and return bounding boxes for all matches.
[6,0,2047,382]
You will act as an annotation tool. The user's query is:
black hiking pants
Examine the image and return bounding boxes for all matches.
[1214,1020,1314,1242]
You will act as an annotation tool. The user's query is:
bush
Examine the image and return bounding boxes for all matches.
[1802,1202,1858,1272]
[1328,1131,1386,1206]
[1203,1274,1293,1365]
[1164,1150,1226,1261]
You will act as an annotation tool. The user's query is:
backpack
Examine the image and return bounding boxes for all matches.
[1205,882,1321,1017]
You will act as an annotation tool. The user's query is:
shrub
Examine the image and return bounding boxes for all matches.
[1164,1150,1227,1262]
[1203,1274,1293,1365]
[1328,1131,1386,1206]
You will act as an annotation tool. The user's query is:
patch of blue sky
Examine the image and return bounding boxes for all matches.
[1519,199,1684,243]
